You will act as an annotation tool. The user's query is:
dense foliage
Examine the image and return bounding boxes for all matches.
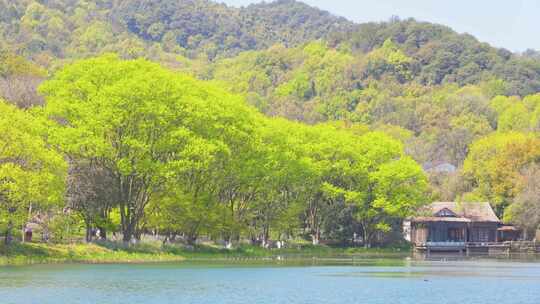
[0,100,65,244]
[0,0,539,245]
[0,55,423,247]
[1,0,540,95]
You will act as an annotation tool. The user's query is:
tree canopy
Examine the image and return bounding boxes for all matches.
[1,0,539,244]
[0,100,65,243]
[31,55,430,245]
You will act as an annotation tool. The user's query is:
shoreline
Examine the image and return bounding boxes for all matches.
[2,242,539,266]
[0,242,409,266]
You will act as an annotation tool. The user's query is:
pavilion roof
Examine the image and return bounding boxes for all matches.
[412,202,500,223]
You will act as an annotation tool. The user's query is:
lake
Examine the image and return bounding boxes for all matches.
[1,258,540,304]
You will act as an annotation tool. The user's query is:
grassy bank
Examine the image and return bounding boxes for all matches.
[0,242,185,266]
[0,241,410,266]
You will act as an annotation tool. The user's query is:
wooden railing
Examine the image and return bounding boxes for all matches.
[425,241,465,247]
[417,241,508,248]
[415,240,540,253]
[466,242,505,247]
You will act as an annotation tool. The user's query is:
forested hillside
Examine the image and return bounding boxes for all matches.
[0,0,539,245]
[2,0,540,94]
[114,0,354,57]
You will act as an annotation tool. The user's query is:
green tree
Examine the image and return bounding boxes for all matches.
[503,164,540,239]
[463,132,540,214]
[362,39,413,83]
[66,159,119,242]
[498,103,531,132]
[0,100,65,244]
[42,54,258,242]
[308,130,428,247]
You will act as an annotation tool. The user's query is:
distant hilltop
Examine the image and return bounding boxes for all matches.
[0,0,539,95]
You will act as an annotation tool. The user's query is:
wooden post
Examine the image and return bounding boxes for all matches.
[21,203,32,243]
[21,224,25,243]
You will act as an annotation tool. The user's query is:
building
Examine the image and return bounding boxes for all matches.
[423,162,457,174]
[497,225,522,242]
[406,202,501,252]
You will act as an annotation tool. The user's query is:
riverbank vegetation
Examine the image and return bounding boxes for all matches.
[0,242,184,265]
[0,54,429,249]
[0,241,409,266]
[0,0,539,254]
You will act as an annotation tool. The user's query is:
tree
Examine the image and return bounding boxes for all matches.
[146,184,225,245]
[362,39,413,83]
[309,131,428,247]
[286,122,366,245]
[249,119,312,246]
[463,132,540,214]
[498,103,531,132]
[0,51,47,108]
[66,159,119,242]
[0,100,65,244]
[347,133,428,247]
[503,164,540,239]
[42,54,258,242]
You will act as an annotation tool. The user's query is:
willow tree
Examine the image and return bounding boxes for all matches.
[42,54,259,242]
[0,100,65,244]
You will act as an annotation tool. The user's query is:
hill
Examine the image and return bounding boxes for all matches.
[0,0,539,247]
[113,0,354,57]
[1,0,540,95]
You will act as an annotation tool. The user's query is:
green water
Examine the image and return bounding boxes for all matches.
[1,258,540,304]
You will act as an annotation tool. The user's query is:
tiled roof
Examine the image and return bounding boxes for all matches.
[414,202,500,223]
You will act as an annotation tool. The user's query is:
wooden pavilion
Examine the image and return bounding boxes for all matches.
[405,202,502,253]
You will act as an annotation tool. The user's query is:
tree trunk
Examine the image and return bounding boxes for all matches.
[261,225,270,248]
[97,226,107,240]
[162,233,169,245]
[122,223,134,243]
[186,234,197,246]
[312,227,320,245]
[250,235,258,246]
[21,203,32,244]
[85,223,92,242]
[4,220,13,245]
[308,194,321,246]
[363,226,371,249]
[134,229,142,242]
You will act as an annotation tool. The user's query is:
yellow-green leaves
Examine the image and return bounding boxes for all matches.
[463,132,540,212]
[0,100,65,227]
[498,103,531,132]
[371,157,428,216]
[38,54,430,244]
[364,39,413,82]
[491,94,539,132]
[41,55,261,241]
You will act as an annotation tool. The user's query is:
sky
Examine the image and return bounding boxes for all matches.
[222,0,539,52]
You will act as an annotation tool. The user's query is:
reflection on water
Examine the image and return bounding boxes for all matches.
[1,257,540,304]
